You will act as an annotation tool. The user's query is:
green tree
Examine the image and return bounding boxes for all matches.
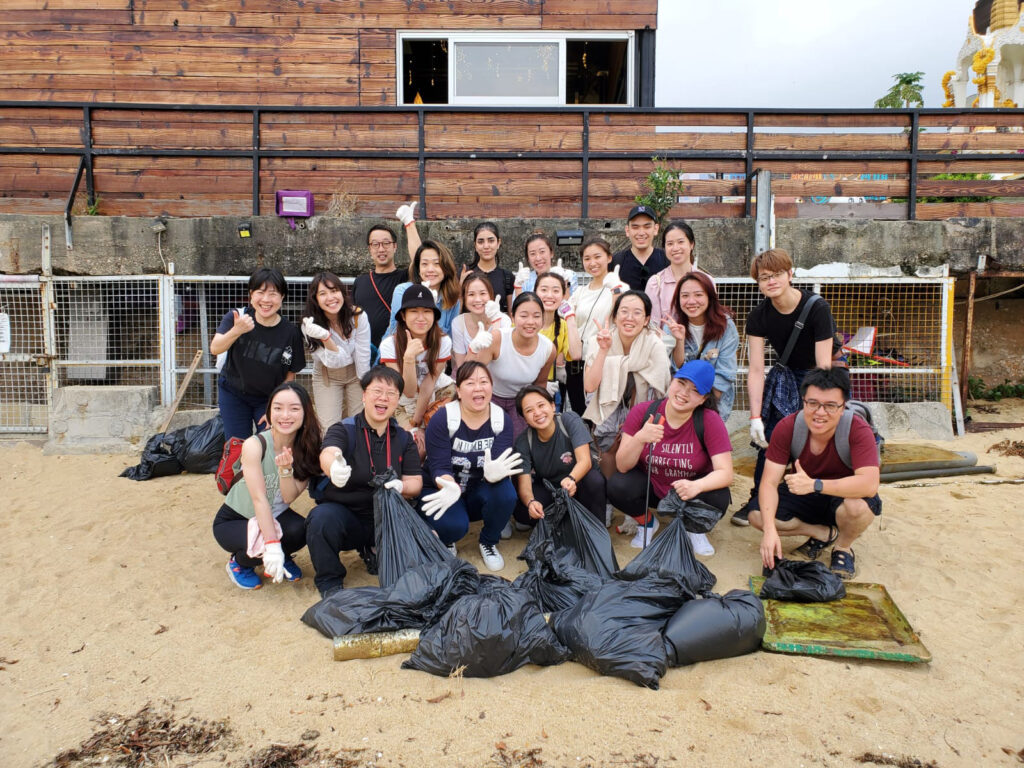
[874,71,925,109]
[634,157,685,227]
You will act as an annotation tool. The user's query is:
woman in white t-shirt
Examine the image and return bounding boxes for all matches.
[450,271,511,371]
[379,284,455,455]
[301,271,371,432]
[473,292,556,437]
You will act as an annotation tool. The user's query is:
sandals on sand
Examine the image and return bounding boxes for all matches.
[830,548,856,580]
[792,525,839,561]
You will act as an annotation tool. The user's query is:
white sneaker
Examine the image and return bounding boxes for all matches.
[446,543,458,557]
[616,515,639,536]
[500,520,513,540]
[687,531,715,556]
[479,542,505,571]
[605,503,614,528]
[513,520,533,533]
[629,516,660,549]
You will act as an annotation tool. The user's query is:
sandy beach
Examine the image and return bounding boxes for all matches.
[2,402,1023,768]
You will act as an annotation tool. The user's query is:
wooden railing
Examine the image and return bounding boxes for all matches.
[2,103,1023,221]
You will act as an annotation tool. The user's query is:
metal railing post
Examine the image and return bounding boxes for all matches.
[418,108,427,217]
[908,110,920,221]
[581,110,590,219]
[744,111,755,218]
[159,272,177,404]
[252,108,261,216]
[753,169,772,256]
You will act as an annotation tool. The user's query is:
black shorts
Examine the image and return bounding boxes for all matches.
[771,484,882,527]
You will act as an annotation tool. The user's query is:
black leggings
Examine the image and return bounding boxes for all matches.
[606,466,731,525]
[212,504,306,569]
[513,466,606,527]
[563,365,587,416]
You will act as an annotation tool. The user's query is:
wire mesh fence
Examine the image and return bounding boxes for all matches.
[0,270,953,434]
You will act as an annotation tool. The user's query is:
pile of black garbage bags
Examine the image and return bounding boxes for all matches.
[303,475,767,689]
[120,416,225,480]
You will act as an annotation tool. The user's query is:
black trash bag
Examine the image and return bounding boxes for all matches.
[656,493,725,534]
[513,523,606,613]
[759,559,846,602]
[301,559,480,638]
[550,574,695,689]
[171,416,225,474]
[662,589,766,666]
[618,513,716,595]
[522,481,618,578]
[373,470,454,589]
[403,577,569,678]
[119,431,184,480]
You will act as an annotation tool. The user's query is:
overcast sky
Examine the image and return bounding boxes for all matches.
[655,0,973,109]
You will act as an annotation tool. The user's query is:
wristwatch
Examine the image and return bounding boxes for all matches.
[813,478,823,494]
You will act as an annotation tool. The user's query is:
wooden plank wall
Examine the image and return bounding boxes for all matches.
[3,106,1024,219]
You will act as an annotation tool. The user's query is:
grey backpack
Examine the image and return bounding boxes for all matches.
[789,399,883,469]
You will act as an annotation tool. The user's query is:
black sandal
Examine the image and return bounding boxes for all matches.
[792,525,839,561]
[829,548,856,580]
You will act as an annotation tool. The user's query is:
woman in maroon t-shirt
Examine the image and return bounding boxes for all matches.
[608,360,734,555]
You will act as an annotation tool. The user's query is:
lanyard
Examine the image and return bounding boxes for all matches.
[368,272,391,313]
[363,425,392,475]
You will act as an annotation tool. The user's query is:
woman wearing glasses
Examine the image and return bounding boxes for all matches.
[666,271,739,421]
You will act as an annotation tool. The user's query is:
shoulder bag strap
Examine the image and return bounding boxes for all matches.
[778,293,819,368]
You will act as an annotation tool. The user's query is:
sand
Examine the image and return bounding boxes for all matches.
[2,402,1023,768]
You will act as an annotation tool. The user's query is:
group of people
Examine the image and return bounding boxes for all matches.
[210,203,882,598]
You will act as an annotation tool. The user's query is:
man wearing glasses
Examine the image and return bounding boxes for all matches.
[306,366,423,599]
[612,205,669,292]
[732,247,838,526]
[746,367,881,580]
[352,225,407,358]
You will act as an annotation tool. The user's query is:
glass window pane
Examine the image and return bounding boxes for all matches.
[403,39,448,104]
[453,42,559,98]
[566,39,628,105]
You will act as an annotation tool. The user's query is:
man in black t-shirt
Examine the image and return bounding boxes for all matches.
[732,248,838,526]
[612,205,669,292]
[306,366,423,598]
[351,224,407,357]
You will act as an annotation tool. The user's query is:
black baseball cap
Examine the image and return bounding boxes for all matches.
[627,204,657,222]
[399,283,441,320]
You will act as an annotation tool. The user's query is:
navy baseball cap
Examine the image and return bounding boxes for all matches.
[627,204,657,222]
[399,283,441,320]
[673,360,715,395]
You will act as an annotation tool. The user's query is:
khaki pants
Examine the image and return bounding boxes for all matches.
[395,383,456,429]
[312,361,362,434]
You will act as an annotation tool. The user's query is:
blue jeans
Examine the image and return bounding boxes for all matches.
[218,380,269,441]
[420,476,516,547]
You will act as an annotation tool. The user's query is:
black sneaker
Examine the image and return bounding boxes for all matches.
[359,546,379,576]
[730,504,751,527]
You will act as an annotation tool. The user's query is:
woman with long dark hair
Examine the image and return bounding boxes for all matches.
[450,271,510,370]
[667,270,739,421]
[513,232,578,297]
[645,221,706,331]
[301,271,371,430]
[468,222,516,313]
[212,382,322,589]
[386,240,461,337]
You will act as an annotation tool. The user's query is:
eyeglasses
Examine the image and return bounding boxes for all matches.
[616,308,648,320]
[802,398,844,415]
[366,387,400,400]
[368,240,395,250]
[757,270,787,284]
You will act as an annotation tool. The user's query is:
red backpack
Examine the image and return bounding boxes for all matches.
[215,433,267,495]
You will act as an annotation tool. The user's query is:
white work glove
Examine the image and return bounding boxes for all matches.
[263,542,286,584]
[384,478,404,493]
[605,264,628,293]
[750,417,769,449]
[555,364,567,384]
[513,260,530,288]
[422,478,460,520]
[330,453,352,488]
[301,316,331,341]
[557,300,575,320]
[396,201,418,227]
[484,299,502,323]
[551,258,572,282]
[468,321,494,353]
[483,447,524,483]
[546,380,560,398]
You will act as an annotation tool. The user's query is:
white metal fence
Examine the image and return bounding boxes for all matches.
[0,269,953,435]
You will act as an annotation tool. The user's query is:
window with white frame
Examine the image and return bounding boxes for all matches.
[399,32,634,106]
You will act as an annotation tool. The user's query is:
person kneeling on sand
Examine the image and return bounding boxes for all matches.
[306,366,423,599]
[748,367,881,580]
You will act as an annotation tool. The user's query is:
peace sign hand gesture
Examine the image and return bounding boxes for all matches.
[666,318,688,342]
[595,317,613,352]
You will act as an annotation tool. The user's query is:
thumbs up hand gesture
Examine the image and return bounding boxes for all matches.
[514,260,530,288]
[468,321,494,353]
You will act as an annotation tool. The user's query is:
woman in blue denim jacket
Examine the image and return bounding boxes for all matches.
[666,271,738,421]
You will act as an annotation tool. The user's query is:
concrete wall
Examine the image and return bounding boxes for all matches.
[3,213,1022,278]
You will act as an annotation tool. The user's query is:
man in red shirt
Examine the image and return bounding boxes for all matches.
[747,367,881,579]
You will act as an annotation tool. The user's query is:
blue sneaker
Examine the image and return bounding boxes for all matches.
[282,556,302,582]
[226,558,262,590]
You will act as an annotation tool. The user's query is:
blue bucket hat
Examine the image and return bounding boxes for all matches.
[673,360,715,395]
